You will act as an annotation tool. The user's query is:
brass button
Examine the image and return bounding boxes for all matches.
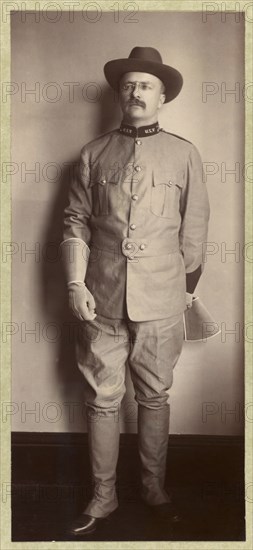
[140,244,146,250]
[135,165,141,172]
[130,224,136,230]
[132,194,138,201]
[135,139,142,145]
[101,178,107,184]
[126,243,132,250]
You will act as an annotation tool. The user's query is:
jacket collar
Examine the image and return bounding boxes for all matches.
[119,121,160,138]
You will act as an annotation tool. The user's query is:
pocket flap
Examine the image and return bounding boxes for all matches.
[89,162,119,187]
[152,169,184,189]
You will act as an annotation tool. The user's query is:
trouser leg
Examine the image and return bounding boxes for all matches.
[75,315,129,517]
[128,314,184,505]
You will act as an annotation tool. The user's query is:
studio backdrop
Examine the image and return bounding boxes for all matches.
[10,10,245,435]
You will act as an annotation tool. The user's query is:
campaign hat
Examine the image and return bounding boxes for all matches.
[183,297,221,342]
[104,46,183,103]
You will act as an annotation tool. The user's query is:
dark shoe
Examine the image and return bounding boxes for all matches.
[67,512,109,536]
[148,502,181,523]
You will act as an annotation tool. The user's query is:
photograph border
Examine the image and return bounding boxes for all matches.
[1,1,252,548]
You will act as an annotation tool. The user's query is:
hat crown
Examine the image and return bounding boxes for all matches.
[128,47,163,64]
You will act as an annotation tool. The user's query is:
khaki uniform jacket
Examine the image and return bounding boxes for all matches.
[63,122,210,321]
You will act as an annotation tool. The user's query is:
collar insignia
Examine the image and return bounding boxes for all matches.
[119,121,160,138]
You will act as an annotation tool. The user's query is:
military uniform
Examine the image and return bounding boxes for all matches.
[62,120,210,518]
[63,121,210,320]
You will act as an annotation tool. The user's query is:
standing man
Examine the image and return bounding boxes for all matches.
[61,47,210,536]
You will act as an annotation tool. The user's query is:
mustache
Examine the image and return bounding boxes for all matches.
[128,99,146,108]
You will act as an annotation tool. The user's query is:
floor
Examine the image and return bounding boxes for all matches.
[11,433,245,542]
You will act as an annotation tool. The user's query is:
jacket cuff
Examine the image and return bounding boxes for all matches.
[186,265,202,294]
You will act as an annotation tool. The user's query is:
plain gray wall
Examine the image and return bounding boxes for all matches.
[10,11,245,434]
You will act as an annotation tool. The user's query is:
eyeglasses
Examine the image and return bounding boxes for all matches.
[120,82,153,92]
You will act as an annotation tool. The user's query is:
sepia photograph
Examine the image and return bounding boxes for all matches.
[0,1,252,547]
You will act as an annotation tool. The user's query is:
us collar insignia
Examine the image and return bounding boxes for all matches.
[119,121,160,138]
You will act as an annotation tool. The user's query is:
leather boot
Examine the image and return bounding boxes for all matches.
[84,411,120,517]
[138,404,171,506]
[138,404,181,522]
[67,412,120,536]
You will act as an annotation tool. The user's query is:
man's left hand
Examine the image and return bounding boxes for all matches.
[186,292,193,309]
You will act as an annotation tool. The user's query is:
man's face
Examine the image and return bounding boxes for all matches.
[119,72,165,126]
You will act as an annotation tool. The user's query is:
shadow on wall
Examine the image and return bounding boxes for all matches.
[97,86,122,135]
[39,85,125,432]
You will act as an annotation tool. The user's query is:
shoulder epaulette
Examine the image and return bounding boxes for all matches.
[84,128,119,147]
[160,129,192,145]
[97,128,119,140]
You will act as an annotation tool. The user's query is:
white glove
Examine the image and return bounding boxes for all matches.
[68,281,96,321]
[186,292,194,309]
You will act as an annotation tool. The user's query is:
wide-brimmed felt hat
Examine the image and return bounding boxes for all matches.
[104,46,183,103]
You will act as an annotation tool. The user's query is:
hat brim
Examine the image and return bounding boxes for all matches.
[104,59,183,103]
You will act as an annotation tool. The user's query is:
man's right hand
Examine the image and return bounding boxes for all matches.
[68,281,96,321]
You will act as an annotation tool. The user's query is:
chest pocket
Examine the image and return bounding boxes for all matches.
[89,163,118,217]
[150,169,184,219]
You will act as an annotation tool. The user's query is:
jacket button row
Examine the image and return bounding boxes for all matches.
[135,165,141,172]
[132,194,138,201]
[130,224,136,230]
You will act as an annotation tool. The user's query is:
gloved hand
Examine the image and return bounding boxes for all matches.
[186,292,194,309]
[68,281,96,321]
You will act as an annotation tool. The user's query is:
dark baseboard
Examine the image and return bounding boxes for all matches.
[11,432,245,541]
[12,432,244,484]
[12,431,244,447]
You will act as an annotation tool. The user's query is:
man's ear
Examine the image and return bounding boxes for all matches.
[158,93,166,108]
